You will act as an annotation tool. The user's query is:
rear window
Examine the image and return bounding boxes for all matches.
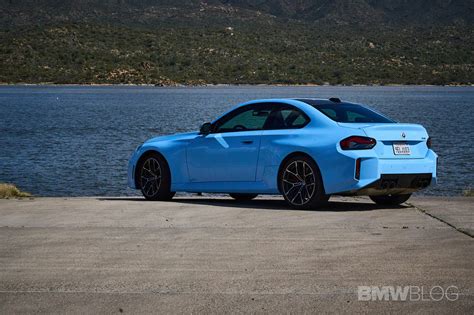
[298,100,394,123]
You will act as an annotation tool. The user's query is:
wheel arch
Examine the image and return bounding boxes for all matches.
[134,150,171,189]
[277,151,326,194]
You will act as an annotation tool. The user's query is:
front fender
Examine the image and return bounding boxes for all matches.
[128,134,198,189]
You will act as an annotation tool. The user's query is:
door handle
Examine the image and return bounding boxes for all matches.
[241,140,253,144]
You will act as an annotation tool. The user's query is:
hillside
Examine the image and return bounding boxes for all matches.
[1,0,473,26]
[0,1,473,85]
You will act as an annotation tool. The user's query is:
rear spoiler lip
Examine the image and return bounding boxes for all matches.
[337,122,395,129]
[337,122,425,130]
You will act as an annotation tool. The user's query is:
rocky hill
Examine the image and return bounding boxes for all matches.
[1,0,472,26]
[0,0,472,85]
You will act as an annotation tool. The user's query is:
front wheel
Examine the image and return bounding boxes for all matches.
[229,193,258,201]
[279,155,328,210]
[369,194,411,206]
[138,153,175,201]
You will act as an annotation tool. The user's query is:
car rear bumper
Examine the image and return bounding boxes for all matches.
[352,173,433,196]
[323,148,437,195]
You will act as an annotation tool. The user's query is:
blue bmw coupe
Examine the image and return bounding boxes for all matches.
[128,98,437,209]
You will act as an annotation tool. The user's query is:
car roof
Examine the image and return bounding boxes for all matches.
[242,98,345,106]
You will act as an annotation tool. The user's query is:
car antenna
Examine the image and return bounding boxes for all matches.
[329,97,341,103]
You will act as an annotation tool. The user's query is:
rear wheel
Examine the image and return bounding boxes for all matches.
[279,155,328,210]
[369,194,411,206]
[229,193,258,201]
[138,153,175,201]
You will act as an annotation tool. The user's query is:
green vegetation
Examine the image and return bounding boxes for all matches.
[0,22,472,85]
[463,188,474,197]
[0,183,31,199]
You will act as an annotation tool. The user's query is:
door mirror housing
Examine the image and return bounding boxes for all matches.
[199,122,212,135]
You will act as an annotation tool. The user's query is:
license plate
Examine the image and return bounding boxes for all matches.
[393,143,411,155]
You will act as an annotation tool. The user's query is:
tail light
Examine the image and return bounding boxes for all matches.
[427,137,432,149]
[340,136,376,150]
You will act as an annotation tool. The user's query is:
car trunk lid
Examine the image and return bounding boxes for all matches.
[338,123,429,159]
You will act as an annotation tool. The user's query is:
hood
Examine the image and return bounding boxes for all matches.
[145,131,199,144]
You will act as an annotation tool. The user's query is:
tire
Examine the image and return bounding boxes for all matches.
[279,155,328,210]
[369,194,411,206]
[229,193,258,201]
[137,153,175,201]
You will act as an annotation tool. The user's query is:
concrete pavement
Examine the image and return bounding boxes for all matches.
[407,197,474,237]
[0,196,472,313]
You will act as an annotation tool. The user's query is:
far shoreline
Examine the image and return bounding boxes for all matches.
[0,83,473,88]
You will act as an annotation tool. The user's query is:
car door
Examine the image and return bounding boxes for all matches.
[186,104,272,182]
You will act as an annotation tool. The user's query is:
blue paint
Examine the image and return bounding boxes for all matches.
[128,98,437,196]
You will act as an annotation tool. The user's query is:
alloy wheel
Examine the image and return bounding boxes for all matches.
[140,157,162,198]
[282,160,316,206]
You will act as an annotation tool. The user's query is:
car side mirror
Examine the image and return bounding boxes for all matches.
[199,122,212,135]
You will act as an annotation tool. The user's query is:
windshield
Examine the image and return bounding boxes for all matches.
[298,100,395,123]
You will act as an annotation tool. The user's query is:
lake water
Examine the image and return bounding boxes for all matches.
[0,85,473,197]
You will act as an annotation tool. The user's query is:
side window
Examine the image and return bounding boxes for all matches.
[214,105,272,133]
[266,106,310,130]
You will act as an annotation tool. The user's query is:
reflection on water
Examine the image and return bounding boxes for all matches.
[0,85,472,196]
